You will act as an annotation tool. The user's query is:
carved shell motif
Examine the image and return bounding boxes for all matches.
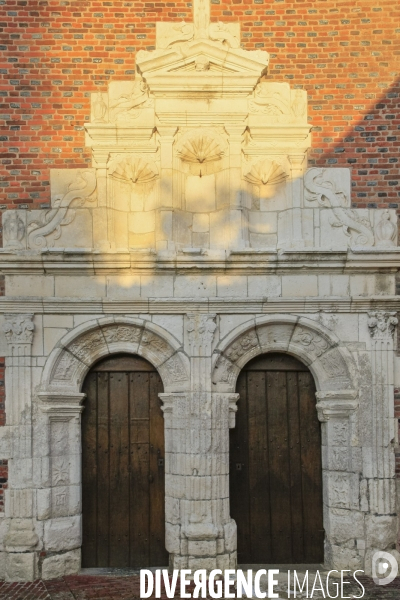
[109,155,158,185]
[178,135,225,176]
[244,159,288,186]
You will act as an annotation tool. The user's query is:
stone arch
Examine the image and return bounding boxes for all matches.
[212,315,359,420]
[40,316,190,396]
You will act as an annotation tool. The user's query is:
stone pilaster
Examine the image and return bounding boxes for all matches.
[366,312,398,515]
[161,314,238,571]
[2,314,38,581]
[157,127,177,251]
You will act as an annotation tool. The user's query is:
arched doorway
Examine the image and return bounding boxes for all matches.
[230,352,324,564]
[81,353,168,568]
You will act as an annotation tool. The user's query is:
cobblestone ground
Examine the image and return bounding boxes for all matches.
[0,574,399,599]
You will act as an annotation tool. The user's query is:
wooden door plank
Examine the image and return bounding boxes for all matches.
[299,371,324,562]
[109,372,130,567]
[82,372,98,567]
[229,371,251,564]
[266,370,292,562]
[149,372,168,566]
[96,371,111,567]
[247,371,271,563]
[129,372,150,567]
[286,371,304,563]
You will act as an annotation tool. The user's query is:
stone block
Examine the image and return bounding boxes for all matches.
[193,213,210,233]
[174,275,216,298]
[55,276,106,298]
[142,275,174,297]
[248,211,277,234]
[324,508,364,544]
[44,327,69,355]
[6,275,55,297]
[165,523,180,554]
[106,275,141,299]
[365,515,397,549]
[248,275,281,297]
[222,522,236,555]
[5,552,37,582]
[188,539,217,557]
[43,314,74,328]
[188,556,216,571]
[129,210,155,234]
[43,516,81,552]
[217,276,247,297]
[42,548,81,580]
[216,552,230,570]
[282,274,318,297]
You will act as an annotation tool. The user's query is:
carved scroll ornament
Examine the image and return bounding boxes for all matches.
[304,168,374,246]
[27,170,97,250]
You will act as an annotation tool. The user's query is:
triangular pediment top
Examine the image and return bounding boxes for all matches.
[136,39,269,77]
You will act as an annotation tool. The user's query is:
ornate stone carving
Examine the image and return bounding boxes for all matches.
[92,91,108,123]
[318,312,338,331]
[319,351,348,378]
[3,314,34,345]
[225,331,258,363]
[375,210,397,247]
[3,212,26,249]
[292,327,329,357]
[177,133,225,177]
[141,330,170,356]
[368,311,398,339]
[108,154,158,185]
[102,325,141,344]
[27,170,97,250]
[163,355,188,382]
[186,313,217,354]
[212,355,235,384]
[244,159,288,186]
[69,331,105,361]
[249,82,307,123]
[52,352,80,382]
[193,0,210,39]
[109,79,153,124]
[208,22,240,48]
[305,168,374,246]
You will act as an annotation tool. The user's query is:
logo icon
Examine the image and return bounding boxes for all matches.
[372,551,398,586]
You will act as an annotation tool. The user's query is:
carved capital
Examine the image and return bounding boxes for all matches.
[3,314,34,345]
[315,390,358,422]
[368,311,398,340]
[186,313,217,355]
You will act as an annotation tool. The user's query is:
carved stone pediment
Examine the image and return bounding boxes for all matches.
[136,40,269,97]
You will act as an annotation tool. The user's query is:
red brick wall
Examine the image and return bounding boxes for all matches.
[0,0,399,210]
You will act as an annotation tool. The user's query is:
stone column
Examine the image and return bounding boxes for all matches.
[363,311,398,567]
[2,314,38,581]
[161,314,238,571]
[157,127,177,251]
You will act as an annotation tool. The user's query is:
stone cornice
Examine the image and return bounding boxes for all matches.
[0,248,399,275]
[0,296,398,315]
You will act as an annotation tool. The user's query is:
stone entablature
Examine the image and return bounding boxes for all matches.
[0,0,399,584]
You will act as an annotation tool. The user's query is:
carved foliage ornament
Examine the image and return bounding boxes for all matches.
[292,327,329,358]
[368,311,398,340]
[186,313,217,352]
[3,314,34,345]
[304,168,374,247]
[225,331,258,363]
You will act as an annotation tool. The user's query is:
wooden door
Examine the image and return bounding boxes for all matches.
[230,353,324,564]
[82,354,168,568]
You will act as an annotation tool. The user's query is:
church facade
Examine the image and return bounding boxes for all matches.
[0,0,399,582]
